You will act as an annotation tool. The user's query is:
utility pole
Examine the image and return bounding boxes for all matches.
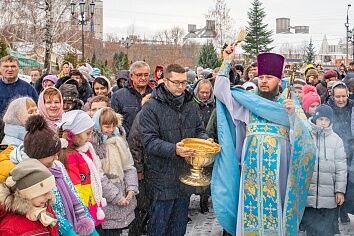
[346,4,351,66]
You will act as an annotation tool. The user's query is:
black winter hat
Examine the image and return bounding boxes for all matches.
[59,84,79,101]
[312,104,333,124]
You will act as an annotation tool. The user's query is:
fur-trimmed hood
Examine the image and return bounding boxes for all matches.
[0,183,34,216]
[0,183,55,217]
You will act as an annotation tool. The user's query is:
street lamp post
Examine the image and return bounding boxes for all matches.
[70,0,95,61]
[345,4,351,65]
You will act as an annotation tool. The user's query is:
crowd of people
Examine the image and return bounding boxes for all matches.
[0,45,354,236]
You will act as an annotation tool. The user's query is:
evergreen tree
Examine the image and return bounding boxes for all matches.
[304,39,316,64]
[63,52,78,68]
[91,52,97,64]
[198,41,221,69]
[242,0,274,60]
[91,59,111,78]
[0,37,8,58]
[113,52,129,73]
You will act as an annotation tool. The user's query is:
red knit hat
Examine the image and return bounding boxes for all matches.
[302,85,321,113]
[324,70,338,80]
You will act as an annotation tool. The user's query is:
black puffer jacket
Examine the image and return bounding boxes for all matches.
[127,111,145,174]
[77,79,93,104]
[327,98,354,159]
[111,86,152,135]
[140,84,208,200]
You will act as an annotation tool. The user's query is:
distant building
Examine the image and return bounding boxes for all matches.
[272,33,313,62]
[276,18,309,34]
[183,20,217,45]
[93,0,103,40]
[12,42,82,71]
[318,35,351,66]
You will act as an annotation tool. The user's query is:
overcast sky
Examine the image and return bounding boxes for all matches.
[103,0,354,49]
[103,0,353,49]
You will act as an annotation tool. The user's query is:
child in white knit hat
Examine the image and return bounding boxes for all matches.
[58,110,107,229]
[10,114,96,236]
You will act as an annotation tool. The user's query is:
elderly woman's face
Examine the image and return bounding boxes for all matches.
[333,88,348,108]
[197,83,212,102]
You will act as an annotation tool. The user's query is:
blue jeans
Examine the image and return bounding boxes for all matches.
[147,197,190,236]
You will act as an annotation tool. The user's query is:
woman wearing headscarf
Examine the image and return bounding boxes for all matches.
[38,87,64,132]
[1,97,38,146]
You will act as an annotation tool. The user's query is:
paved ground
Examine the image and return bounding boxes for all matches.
[123,194,354,235]
[122,194,222,236]
[336,214,354,236]
[187,195,354,236]
[185,195,223,236]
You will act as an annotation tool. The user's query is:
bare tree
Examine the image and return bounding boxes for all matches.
[153,26,185,45]
[0,0,80,71]
[206,0,234,48]
[43,0,53,72]
[278,41,307,60]
[169,27,185,45]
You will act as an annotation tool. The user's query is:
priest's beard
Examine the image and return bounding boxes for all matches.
[258,89,278,101]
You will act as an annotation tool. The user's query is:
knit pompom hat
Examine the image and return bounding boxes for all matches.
[324,70,338,80]
[24,115,61,160]
[5,159,55,200]
[42,74,59,86]
[302,85,321,113]
[3,159,57,227]
[312,104,334,124]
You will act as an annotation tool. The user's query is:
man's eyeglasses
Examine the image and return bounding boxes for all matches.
[133,73,150,78]
[166,78,188,87]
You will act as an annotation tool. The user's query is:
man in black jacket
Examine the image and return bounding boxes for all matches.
[140,64,208,236]
[111,61,152,135]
